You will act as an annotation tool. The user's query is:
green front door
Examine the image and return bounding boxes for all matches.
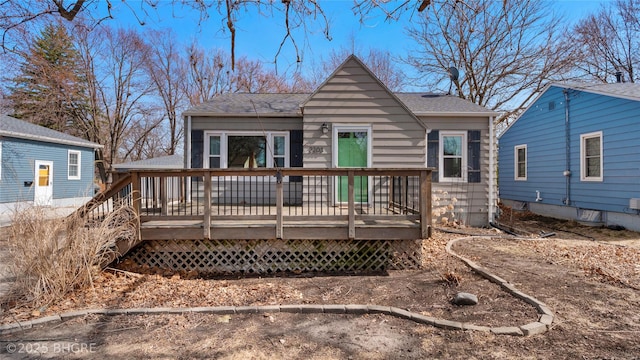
[337,130,368,203]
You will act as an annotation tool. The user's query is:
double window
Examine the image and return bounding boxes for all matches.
[580,131,603,181]
[205,132,289,169]
[67,150,81,180]
[514,144,527,180]
[439,131,467,182]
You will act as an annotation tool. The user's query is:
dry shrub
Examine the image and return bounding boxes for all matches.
[4,203,138,308]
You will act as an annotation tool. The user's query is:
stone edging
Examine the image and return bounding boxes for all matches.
[446,236,555,336]
[0,236,554,337]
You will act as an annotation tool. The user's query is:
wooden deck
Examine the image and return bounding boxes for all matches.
[78,168,432,273]
[140,217,421,241]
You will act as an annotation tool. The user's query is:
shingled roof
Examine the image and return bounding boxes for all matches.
[552,82,640,102]
[183,92,495,117]
[0,114,102,149]
[112,154,183,170]
[183,94,308,117]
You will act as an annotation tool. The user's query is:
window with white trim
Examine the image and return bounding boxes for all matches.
[205,132,289,169]
[439,131,467,182]
[68,150,81,180]
[514,144,527,180]
[580,131,603,181]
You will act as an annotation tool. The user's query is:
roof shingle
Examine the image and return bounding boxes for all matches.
[0,114,102,149]
[183,92,495,117]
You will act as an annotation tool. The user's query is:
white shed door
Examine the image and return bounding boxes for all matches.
[34,160,53,206]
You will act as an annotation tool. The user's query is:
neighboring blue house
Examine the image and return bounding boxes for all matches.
[0,114,102,214]
[498,82,640,231]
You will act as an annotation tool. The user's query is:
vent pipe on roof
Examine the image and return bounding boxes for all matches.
[615,71,623,83]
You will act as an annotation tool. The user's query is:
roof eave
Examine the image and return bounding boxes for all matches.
[0,131,103,149]
[182,111,303,118]
[550,82,640,102]
[413,111,499,117]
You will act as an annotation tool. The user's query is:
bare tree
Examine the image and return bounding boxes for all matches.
[0,0,332,70]
[1,0,443,70]
[405,0,575,123]
[145,29,186,155]
[571,0,639,83]
[183,44,233,105]
[95,26,160,167]
[232,56,313,93]
[120,114,167,161]
[311,47,405,91]
[183,44,311,105]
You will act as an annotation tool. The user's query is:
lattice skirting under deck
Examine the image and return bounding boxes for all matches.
[122,239,423,275]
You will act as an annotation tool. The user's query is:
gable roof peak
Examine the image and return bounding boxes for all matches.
[301,54,428,130]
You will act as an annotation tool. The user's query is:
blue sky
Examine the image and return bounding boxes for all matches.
[100,0,607,84]
[0,1,609,84]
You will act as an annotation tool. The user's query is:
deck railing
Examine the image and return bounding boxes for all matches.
[81,168,432,240]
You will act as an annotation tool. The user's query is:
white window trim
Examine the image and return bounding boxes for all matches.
[67,150,81,180]
[580,131,603,182]
[514,144,527,181]
[203,131,290,170]
[439,131,467,183]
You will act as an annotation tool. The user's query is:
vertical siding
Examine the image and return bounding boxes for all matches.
[0,137,96,204]
[499,85,640,213]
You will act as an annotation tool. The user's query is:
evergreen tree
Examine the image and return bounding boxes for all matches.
[9,22,88,134]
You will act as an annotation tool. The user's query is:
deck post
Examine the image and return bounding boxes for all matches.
[420,169,432,238]
[131,171,142,243]
[131,171,141,219]
[348,170,355,240]
[160,176,167,216]
[203,171,212,240]
[276,171,284,239]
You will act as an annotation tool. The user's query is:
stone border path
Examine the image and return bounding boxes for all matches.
[0,236,554,337]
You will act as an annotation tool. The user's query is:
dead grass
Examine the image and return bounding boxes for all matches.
[2,204,137,309]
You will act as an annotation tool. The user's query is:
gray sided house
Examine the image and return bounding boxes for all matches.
[498,82,640,231]
[0,114,102,214]
[184,55,498,226]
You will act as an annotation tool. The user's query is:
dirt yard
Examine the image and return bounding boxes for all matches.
[1,211,639,359]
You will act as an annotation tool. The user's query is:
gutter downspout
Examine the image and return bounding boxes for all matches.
[488,116,496,225]
[563,90,571,205]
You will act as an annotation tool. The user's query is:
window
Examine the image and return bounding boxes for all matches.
[514,145,527,180]
[0,141,2,180]
[205,132,289,169]
[580,131,603,181]
[68,150,81,180]
[439,131,467,182]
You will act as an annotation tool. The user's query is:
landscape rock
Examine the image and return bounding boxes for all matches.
[452,292,479,306]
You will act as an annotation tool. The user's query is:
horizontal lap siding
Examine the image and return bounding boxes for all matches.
[426,117,491,226]
[303,58,426,169]
[0,138,95,203]
[568,91,640,212]
[499,87,568,205]
[499,86,640,213]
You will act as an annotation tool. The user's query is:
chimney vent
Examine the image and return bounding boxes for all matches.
[615,71,623,83]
